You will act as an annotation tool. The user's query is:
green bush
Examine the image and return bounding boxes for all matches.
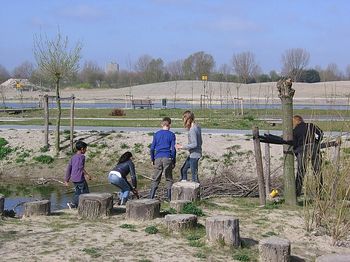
[181,202,204,216]
[34,155,54,164]
[145,225,158,234]
[0,137,8,147]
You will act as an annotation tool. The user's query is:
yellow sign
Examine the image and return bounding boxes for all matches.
[201,75,208,81]
[16,82,22,89]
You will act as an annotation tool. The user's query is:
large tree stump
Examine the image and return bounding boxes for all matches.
[259,236,291,262]
[206,216,240,247]
[0,194,4,216]
[78,193,113,219]
[126,199,160,221]
[316,254,350,262]
[170,200,191,213]
[165,214,197,232]
[23,200,51,217]
[171,182,200,201]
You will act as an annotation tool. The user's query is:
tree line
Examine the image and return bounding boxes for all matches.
[1,48,350,89]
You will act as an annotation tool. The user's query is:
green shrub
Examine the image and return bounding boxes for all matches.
[0,137,8,147]
[34,155,54,164]
[181,202,204,216]
[145,225,158,234]
[39,146,49,153]
[0,146,12,160]
[121,143,129,149]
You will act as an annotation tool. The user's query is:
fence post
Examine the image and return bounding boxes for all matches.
[70,95,75,152]
[264,130,271,198]
[331,137,342,202]
[43,94,49,148]
[253,126,266,206]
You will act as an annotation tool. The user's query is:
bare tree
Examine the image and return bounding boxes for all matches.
[232,51,258,84]
[166,60,184,80]
[34,31,82,155]
[79,61,104,87]
[346,65,350,80]
[183,51,215,80]
[13,61,35,79]
[281,48,310,81]
[0,64,10,84]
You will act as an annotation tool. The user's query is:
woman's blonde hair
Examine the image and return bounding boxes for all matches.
[182,110,195,129]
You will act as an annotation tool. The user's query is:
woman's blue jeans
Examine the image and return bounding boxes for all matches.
[72,180,89,207]
[180,156,200,183]
[108,172,131,202]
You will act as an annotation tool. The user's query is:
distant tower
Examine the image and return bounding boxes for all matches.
[105,62,119,74]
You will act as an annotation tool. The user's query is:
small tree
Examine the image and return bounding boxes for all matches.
[34,31,82,155]
[281,48,310,81]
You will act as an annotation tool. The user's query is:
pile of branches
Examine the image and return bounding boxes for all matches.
[200,169,283,199]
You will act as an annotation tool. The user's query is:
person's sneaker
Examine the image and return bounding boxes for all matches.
[67,202,75,209]
[181,180,187,182]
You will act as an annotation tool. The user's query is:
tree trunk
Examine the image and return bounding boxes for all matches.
[70,95,75,152]
[277,78,296,205]
[264,130,271,198]
[126,199,160,221]
[171,182,200,201]
[43,94,49,148]
[78,193,113,219]
[165,214,197,232]
[23,200,51,217]
[253,127,266,206]
[0,194,4,216]
[55,77,61,155]
[259,236,291,262]
[206,215,240,247]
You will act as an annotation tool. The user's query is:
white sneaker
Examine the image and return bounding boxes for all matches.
[67,202,75,209]
[181,180,187,182]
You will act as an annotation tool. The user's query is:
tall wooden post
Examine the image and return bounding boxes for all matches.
[253,126,266,206]
[264,130,271,198]
[55,74,61,156]
[70,95,75,152]
[277,78,296,205]
[331,137,342,202]
[43,94,49,148]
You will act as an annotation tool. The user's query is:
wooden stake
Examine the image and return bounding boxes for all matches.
[264,130,271,198]
[253,126,266,206]
[43,94,49,148]
[70,95,75,152]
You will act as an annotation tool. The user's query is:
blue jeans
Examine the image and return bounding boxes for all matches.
[108,172,131,202]
[180,156,200,183]
[73,180,89,207]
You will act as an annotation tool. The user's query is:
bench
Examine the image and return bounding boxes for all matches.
[131,99,153,109]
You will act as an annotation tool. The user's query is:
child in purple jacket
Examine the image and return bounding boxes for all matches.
[65,141,91,209]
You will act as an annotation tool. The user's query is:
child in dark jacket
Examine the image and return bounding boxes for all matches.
[65,141,91,209]
[149,117,176,201]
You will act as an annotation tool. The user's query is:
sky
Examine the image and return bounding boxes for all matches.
[1,0,350,73]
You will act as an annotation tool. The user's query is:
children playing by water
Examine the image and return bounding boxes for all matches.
[149,117,176,201]
[65,141,91,209]
[107,151,138,205]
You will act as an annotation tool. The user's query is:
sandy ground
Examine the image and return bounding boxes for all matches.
[0,129,349,261]
[2,80,350,104]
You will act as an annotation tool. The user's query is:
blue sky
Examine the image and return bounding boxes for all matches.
[1,0,349,73]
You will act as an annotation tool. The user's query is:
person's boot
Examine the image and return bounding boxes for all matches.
[120,197,128,206]
[149,187,157,199]
[166,189,172,202]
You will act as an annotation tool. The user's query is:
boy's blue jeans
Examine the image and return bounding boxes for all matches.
[73,180,90,207]
[180,156,200,183]
[108,172,131,202]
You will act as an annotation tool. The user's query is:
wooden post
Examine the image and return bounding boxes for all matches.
[78,193,113,219]
[206,216,241,247]
[43,94,49,149]
[23,200,51,217]
[70,95,75,152]
[331,137,342,202]
[277,78,296,205]
[253,126,266,206]
[0,194,4,216]
[264,130,271,198]
[165,214,197,232]
[259,236,291,262]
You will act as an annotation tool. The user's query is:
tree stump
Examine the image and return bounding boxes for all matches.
[0,194,4,216]
[165,214,197,232]
[78,193,113,219]
[171,182,200,201]
[23,200,51,217]
[259,236,291,262]
[170,200,191,213]
[316,254,350,262]
[126,199,160,221]
[206,216,240,247]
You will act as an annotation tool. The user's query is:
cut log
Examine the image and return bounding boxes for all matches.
[0,194,4,216]
[126,199,160,221]
[78,193,113,219]
[165,214,197,232]
[206,215,240,247]
[259,236,291,262]
[171,182,200,201]
[170,200,191,213]
[316,254,350,262]
[23,200,51,217]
